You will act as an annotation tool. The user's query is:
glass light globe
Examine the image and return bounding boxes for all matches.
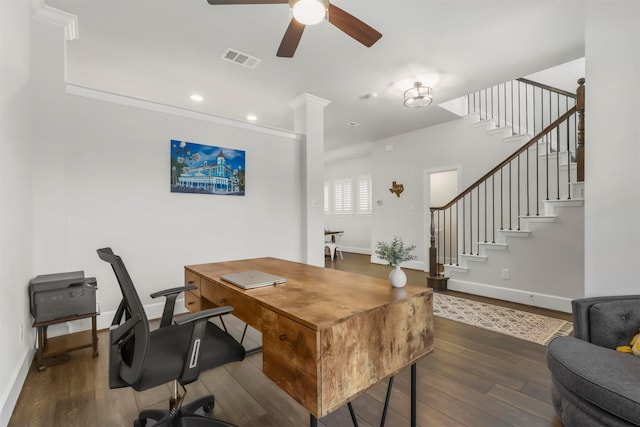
[292,0,326,25]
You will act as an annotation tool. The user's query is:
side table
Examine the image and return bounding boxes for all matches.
[33,312,99,371]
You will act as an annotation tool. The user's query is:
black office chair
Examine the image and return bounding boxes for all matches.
[97,247,245,427]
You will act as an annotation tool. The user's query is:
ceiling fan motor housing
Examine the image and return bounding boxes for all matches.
[289,0,330,25]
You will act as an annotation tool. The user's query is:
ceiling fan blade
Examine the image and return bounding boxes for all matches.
[277,18,306,58]
[206,0,287,5]
[328,4,382,47]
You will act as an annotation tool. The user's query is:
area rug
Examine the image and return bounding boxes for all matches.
[433,293,573,346]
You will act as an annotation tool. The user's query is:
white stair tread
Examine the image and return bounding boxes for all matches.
[503,133,532,144]
[487,127,512,137]
[461,253,488,262]
[520,215,556,223]
[478,242,508,251]
[499,229,531,237]
[539,151,576,165]
[545,199,584,207]
[471,119,496,130]
[464,112,480,122]
[445,264,469,273]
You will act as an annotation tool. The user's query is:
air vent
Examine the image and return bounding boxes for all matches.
[221,48,261,69]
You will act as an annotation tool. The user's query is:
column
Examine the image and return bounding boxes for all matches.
[289,93,331,266]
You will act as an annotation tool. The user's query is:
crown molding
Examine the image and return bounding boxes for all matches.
[65,84,301,141]
[288,93,331,110]
[30,0,78,41]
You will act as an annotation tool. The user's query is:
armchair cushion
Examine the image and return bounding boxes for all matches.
[588,300,640,349]
[547,336,640,426]
[573,295,640,342]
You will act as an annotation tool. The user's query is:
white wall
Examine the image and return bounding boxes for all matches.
[525,57,585,93]
[0,10,305,421]
[0,1,35,424]
[584,1,640,296]
[371,114,520,270]
[28,19,304,328]
[324,154,373,253]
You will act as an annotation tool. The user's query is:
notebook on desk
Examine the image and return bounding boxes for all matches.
[219,270,286,289]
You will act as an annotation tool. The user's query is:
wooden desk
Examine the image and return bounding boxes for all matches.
[184,257,433,425]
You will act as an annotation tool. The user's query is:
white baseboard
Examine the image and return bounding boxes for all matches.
[0,347,35,426]
[369,256,425,272]
[447,278,572,313]
[340,246,371,255]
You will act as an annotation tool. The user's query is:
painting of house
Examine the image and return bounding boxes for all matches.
[170,140,245,196]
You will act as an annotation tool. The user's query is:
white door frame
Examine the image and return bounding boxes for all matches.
[423,165,461,272]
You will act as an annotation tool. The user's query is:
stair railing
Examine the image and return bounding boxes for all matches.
[429,79,585,275]
[468,77,577,139]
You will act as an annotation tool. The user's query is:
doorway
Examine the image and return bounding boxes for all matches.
[425,168,459,271]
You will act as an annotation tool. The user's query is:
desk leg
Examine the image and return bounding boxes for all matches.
[240,323,263,356]
[91,315,99,358]
[310,414,317,427]
[36,326,46,371]
[411,363,417,427]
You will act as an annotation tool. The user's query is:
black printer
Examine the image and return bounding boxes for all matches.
[29,271,97,323]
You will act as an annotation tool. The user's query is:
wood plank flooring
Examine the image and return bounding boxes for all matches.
[9,253,565,426]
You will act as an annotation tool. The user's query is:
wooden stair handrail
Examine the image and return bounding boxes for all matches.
[516,77,577,99]
[430,105,577,212]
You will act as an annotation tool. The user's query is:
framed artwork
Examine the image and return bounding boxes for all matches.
[170,140,245,196]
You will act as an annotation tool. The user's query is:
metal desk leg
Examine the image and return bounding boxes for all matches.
[36,325,47,371]
[240,323,263,356]
[411,363,417,427]
[380,376,394,427]
[91,315,99,357]
[347,402,359,427]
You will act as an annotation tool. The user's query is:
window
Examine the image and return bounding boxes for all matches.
[357,175,372,215]
[333,178,353,215]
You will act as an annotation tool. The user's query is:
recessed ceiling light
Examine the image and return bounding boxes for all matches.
[346,121,361,127]
[190,94,203,102]
[246,114,257,122]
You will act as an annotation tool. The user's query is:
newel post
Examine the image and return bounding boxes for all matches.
[429,209,437,275]
[576,78,585,182]
[427,209,448,290]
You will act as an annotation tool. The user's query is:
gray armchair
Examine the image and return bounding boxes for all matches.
[547,295,640,426]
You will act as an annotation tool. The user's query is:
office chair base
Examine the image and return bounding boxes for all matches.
[135,395,236,427]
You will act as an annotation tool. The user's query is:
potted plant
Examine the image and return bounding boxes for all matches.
[374,236,417,287]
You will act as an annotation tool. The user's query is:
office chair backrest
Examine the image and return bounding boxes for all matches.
[97,247,150,389]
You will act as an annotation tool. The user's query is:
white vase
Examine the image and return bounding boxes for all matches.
[388,265,407,288]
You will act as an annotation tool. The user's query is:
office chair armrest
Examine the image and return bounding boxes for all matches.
[151,285,198,328]
[174,306,234,326]
[150,285,197,299]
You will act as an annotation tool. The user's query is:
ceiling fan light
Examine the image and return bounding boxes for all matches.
[403,82,433,108]
[291,0,328,26]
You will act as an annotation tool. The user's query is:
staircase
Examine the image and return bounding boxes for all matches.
[429,78,586,312]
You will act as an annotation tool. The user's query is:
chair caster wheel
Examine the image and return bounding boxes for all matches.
[203,401,215,413]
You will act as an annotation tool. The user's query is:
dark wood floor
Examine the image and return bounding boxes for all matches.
[10,253,566,426]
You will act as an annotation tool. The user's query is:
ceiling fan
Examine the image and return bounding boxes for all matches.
[206,0,383,58]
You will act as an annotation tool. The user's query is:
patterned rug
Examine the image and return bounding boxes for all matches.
[433,293,573,346]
